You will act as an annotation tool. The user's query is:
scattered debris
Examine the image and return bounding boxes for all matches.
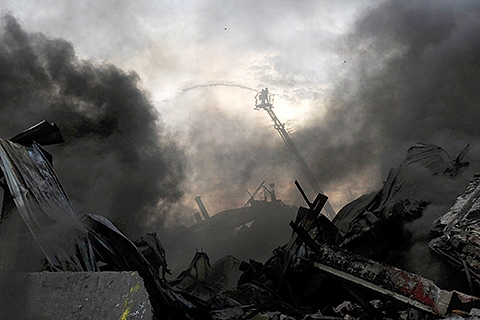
[0,121,204,320]
[333,143,469,266]
[2,121,480,320]
[430,170,480,292]
[172,252,242,304]
[134,232,171,279]
[167,186,298,272]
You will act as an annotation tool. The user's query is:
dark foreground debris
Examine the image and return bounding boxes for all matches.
[333,143,468,263]
[0,121,204,320]
[1,122,480,320]
[1,271,153,319]
[430,171,480,293]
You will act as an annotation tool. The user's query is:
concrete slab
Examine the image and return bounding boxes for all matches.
[0,271,153,320]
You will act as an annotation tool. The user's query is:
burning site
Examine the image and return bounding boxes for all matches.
[1,1,480,319]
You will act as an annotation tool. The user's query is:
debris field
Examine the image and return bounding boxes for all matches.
[1,121,480,320]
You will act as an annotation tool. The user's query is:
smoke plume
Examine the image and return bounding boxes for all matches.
[292,0,480,282]
[0,15,185,238]
[287,0,480,205]
[165,0,480,220]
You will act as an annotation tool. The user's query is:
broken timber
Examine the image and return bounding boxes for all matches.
[240,181,328,319]
[283,180,328,272]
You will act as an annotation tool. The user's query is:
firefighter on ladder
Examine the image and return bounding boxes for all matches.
[260,87,269,104]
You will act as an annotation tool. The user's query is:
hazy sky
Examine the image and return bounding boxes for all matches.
[1,0,478,229]
[1,1,373,103]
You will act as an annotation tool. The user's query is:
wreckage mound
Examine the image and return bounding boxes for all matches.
[332,143,473,275]
[165,200,298,275]
[3,122,480,319]
[172,253,242,302]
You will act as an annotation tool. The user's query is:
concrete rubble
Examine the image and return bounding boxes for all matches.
[1,271,153,319]
[2,121,480,319]
[430,171,480,291]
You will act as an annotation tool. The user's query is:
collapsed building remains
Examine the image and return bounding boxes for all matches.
[164,182,298,275]
[430,170,480,292]
[0,121,202,319]
[1,121,480,319]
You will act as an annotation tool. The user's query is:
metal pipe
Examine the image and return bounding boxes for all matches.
[194,196,210,220]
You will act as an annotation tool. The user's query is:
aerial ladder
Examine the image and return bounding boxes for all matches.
[254,88,336,220]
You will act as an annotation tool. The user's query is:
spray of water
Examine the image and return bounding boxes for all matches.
[183,82,259,92]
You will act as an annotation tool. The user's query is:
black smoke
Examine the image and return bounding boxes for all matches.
[0,15,185,238]
[292,0,480,204]
[155,1,480,221]
[292,0,480,282]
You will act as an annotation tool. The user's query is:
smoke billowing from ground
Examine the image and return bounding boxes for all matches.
[168,0,480,280]
[403,165,474,283]
[176,1,480,217]
[1,0,480,258]
[305,0,480,184]
[301,0,480,283]
[0,15,185,238]
[171,87,305,217]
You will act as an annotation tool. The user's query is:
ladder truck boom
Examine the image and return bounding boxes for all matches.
[254,88,336,219]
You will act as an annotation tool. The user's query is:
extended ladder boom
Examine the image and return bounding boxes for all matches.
[254,89,336,219]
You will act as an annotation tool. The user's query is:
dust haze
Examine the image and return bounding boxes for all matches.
[0,1,479,262]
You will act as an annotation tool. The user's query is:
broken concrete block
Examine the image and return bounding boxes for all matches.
[0,271,152,319]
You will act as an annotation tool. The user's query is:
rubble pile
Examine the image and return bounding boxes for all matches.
[164,186,298,275]
[0,122,202,319]
[1,121,480,319]
[430,171,480,291]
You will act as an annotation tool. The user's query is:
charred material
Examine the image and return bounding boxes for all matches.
[0,124,205,320]
[172,252,242,302]
[224,166,480,319]
[167,188,298,274]
[10,120,65,166]
[0,138,96,271]
[134,232,171,279]
[430,170,480,292]
[2,122,479,320]
[87,214,202,319]
[333,143,468,265]
[293,224,480,316]
[10,120,64,147]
